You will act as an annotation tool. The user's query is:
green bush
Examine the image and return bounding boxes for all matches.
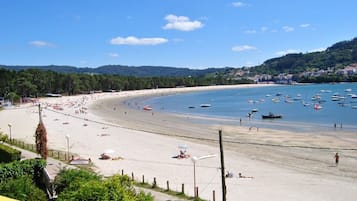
[0,176,47,201]
[0,132,8,142]
[54,168,101,194]
[55,169,153,201]
[0,143,21,163]
[0,158,46,182]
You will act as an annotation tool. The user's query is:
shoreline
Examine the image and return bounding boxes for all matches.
[1,84,357,201]
[90,85,357,179]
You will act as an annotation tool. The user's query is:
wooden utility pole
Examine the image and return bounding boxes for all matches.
[38,103,42,122]
[219,130,227,201]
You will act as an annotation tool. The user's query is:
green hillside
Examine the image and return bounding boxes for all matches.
[249,37,357,75]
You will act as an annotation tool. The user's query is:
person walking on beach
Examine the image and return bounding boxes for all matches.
[334,152,339,166]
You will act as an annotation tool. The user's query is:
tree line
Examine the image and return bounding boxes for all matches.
[0,68,253,100]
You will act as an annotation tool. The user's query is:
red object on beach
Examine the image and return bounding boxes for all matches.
[143,105,152,111]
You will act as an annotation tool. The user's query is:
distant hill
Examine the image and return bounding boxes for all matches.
[1,37,356,78]
[249,37,357,75]
[0,64,232,77]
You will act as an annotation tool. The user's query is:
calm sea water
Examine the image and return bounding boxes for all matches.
[143,83,357,132]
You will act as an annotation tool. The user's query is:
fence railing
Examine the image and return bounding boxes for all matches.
[121,169,216,201]
[9,138,71,161]
[7,138,217,201]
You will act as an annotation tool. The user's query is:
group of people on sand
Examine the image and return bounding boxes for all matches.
[225,171,254,179]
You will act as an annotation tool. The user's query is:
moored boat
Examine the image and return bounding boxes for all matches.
[262,112,282,119]
[143,105,152,111]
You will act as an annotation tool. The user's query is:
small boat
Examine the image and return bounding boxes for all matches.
[314,104,323,110]
[143,105,152,111]
[251,108,259,113]
[188,106,195,109]
[303,102,311,107]
[352,105,357,109]
[272,98,280,103]
[262,112,282,119]
[200,104,211,107]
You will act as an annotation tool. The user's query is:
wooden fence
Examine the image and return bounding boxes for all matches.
[121,169,217,201]
[9,139,70,161]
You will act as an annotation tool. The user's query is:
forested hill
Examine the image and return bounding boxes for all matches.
[1,37,356,77]
[250,37,357,75]
[0,64,232,77]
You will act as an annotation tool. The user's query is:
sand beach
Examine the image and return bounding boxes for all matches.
[1,84,357,201]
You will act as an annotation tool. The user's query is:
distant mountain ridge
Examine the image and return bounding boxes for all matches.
[0,64,232,77]
[1,37,357,78]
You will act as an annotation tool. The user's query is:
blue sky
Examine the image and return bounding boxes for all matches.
[1,0,356,69]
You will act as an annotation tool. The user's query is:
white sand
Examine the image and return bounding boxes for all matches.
[1,84,357,201]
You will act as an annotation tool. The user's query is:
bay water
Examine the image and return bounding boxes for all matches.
[143,83,357,132]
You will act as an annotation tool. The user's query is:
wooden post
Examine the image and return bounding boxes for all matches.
[131,172,134,181]
[121,169,124,175]
[213,190,216,201]
[142,175,145,184]
[166,180,170,191]
[39,104,42,122]
[219,130,227,201]
[153,177,157,188]
[181,183,185,194]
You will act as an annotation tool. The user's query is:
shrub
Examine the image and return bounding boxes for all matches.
[0,158,46,182]
[0,131,8,142]
[0,143,21,163]
[0,176,47,201]
[55,169,153,201]
[54,168,101,194]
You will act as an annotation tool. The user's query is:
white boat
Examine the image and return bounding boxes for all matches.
[272,98,280,103]
[200,104,211,107]
[251,108,259,112]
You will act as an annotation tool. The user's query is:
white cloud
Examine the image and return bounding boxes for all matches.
[309,47,326,52]
[163,14,204,31]
[108,53,119,58]
[110,36,168,45]
[276,49,300,56]
[282,26,294,32]
[232,2,247,7]
[29,41,54,47]
[244,29,257,34]
[300,23,310,28]
[261,26,268,32]
[232,45,257,52]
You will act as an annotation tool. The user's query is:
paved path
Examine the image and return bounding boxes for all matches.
[5,143,188,201]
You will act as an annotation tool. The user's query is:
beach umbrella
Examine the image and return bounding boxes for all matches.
[178,144,187,150]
